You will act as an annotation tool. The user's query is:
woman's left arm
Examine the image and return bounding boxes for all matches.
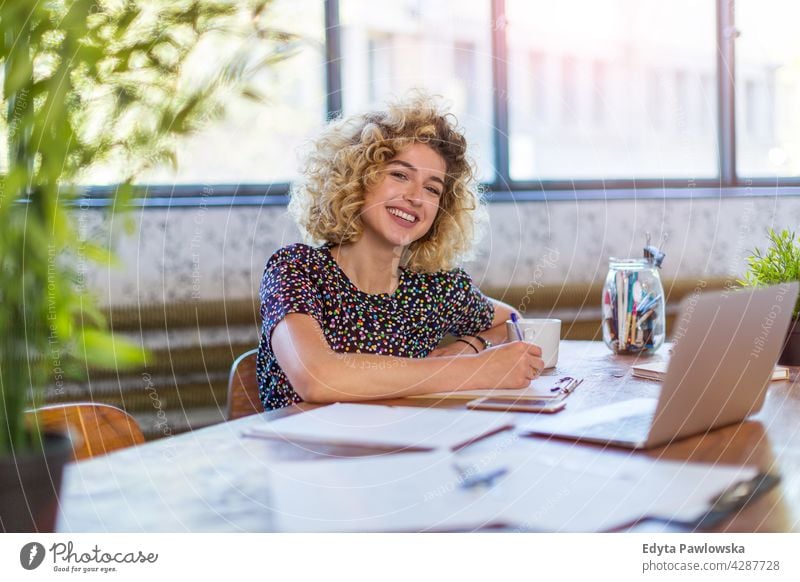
[430,298,520,356]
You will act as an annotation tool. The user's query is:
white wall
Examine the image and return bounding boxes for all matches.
[80,195,800,307]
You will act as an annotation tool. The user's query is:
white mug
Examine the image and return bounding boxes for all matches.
[506,318,561,369]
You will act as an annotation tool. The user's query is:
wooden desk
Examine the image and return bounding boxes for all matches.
[56,341,800,532]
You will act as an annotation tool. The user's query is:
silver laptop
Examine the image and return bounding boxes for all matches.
[524,282,799,449]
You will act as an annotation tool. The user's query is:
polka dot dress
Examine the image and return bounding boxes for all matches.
[256,243,495,410]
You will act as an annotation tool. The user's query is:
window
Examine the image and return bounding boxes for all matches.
[367,35,395,104]
[530,52,548,123]
[339,0,495,181]
[506,0,718,181]
[647,70,665,130]
[26,0,797,199]
[701,74,714,129]
[560,56,577,126]
[81,0,327,186]
[591,61,607,127]
[735,0,800,177]
[454,41,479,115]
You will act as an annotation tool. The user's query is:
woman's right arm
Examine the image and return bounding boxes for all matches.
[271,313,544,404]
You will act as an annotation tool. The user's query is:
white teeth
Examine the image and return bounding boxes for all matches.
[387,208,416,223]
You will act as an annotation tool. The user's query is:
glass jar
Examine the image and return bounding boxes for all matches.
[602,258,666,354]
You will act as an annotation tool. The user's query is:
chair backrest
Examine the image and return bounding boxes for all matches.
[227,348,264,420]
[28,403,145,461]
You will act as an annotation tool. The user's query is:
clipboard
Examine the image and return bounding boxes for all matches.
[690,472,780,529]
[640,472,781,530]
[408,375,585,402]
[464,377,583,413]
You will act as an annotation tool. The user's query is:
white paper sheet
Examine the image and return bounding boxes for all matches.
[268,452,504,532]
[266,438,759,532]
[516,397,658,433]
[407,375,583,401]
[247,403,515,451]
[636,461,759,522]
[466,440,758,531]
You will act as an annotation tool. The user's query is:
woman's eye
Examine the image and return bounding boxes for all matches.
[391,171,407,180]
[426,186,442,196]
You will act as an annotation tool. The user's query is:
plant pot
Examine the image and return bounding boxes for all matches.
[0,432,72,532]
[778,317,800,366]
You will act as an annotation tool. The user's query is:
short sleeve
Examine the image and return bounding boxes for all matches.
[446,268,495,337]
[259,245,324,345]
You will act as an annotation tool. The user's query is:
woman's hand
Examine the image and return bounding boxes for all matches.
[470,341,545,389]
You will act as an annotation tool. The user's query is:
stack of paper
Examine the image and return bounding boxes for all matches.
[632,360,790,382]
[247,403,514,451]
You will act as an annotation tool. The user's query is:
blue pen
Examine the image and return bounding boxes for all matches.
[459,467,508,489]
[510,312,524,341]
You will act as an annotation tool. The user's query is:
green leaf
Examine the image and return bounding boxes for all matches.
[3,55,33,99]
[77,328,145,370]
[741,228,800,317]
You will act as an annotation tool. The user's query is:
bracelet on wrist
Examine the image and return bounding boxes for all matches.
[473,334,493,349]
[454,338,479,354]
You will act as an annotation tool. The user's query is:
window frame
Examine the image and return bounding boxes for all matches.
[80,0,800,207]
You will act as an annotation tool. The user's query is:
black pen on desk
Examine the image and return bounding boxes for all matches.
[510,313,524,341]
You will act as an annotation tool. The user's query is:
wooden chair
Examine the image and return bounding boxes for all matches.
[28,403,145,461]
[226,348,264,420]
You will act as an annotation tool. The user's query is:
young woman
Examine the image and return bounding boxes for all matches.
[257,94,543,410]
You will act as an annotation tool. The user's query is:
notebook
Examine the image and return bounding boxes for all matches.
[632,360,790,382]
[246,403,514,451]
[406,375,584,401]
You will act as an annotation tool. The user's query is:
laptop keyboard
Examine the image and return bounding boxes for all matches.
[580,413,655,441]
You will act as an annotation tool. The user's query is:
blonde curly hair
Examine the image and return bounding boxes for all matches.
[288,92,487,273]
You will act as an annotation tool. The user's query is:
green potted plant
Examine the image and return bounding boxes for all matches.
[739,228,800,366]
[0,0,295,531]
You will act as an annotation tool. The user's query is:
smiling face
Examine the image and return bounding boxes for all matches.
[359,143,447,251]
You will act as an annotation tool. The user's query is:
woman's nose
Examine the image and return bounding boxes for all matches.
[403,183,424,205]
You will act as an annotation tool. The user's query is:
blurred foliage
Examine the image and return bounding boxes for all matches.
[739,228,800,318]
[0,0,297,453]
